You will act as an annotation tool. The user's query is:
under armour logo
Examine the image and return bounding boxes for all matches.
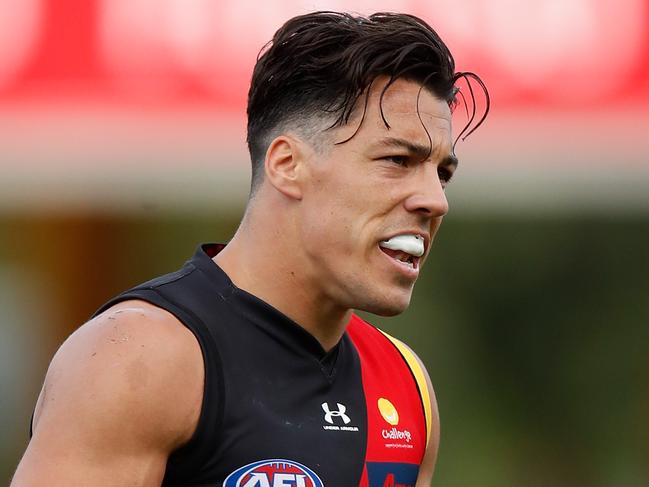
[322,402,351,425]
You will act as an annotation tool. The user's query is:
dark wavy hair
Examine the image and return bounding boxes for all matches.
[246,11,489,192]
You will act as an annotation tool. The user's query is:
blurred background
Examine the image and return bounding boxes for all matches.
[1,0,648,485]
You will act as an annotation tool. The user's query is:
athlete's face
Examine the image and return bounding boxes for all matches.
[298,78,455,315]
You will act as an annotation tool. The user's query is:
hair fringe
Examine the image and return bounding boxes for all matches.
[247,11,490,190]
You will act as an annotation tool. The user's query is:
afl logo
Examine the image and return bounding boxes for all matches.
[224,459,324,487]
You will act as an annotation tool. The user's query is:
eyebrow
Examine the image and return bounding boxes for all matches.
[375,136,459,168]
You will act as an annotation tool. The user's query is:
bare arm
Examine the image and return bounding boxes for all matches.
[11,300,204,487]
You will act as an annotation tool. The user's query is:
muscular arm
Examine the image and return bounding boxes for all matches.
[11,300,204,487]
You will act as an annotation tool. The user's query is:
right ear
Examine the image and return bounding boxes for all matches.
[263,135,307,201]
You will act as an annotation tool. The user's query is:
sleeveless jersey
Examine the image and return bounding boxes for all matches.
[94,244,432,487]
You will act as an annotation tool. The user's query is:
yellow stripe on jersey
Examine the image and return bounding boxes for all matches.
[378,329,432,447]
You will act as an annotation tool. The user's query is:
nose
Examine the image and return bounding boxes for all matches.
[402,163,449,217]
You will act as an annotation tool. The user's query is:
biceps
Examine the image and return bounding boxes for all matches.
[11,307,202,486]
[11,377,169,487]
[11,431,167,487]
[13,357,166,485]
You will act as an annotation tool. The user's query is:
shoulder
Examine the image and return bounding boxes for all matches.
[380,332,439,441]
[347,315,439,439]
[383,335,440,486]
[347,315,440,479]
[33,299,204,451]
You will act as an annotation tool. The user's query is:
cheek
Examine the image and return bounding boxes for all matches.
[302,171,387,254]
[300,201,366,266]
[315,207,354,246]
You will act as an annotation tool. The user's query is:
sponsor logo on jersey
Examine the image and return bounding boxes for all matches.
[377,398,399,425]
[382,427,412,443]
[322,402,351,425]
[377,398,413,449]
[321,402,359,432]
[366,461,419,487]
[223,459,324,487]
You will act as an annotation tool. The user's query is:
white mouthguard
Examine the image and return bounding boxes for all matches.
[379,234,424,257]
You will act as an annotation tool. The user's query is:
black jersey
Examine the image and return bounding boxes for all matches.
[94,244,432,487]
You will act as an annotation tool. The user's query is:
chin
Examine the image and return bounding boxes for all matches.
[356,292,412,317]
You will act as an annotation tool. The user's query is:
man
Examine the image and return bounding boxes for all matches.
[12,11,487,487]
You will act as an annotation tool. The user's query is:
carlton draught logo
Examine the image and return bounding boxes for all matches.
[223,459,324,487]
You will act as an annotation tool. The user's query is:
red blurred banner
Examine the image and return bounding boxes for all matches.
[1,0,648,111]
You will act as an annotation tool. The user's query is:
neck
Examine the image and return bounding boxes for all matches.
[214,209,351,352]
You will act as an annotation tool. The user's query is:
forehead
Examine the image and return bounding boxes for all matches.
[336,77,453,151]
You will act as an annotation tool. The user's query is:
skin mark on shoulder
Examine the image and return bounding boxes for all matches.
[107,323,131,345]
[102,313,135,346]
[108,335,130,345]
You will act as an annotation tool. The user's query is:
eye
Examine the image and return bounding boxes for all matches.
[383,155,409,166]
[438,166,454,187]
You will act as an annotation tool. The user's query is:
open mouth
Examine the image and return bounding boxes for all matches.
[378,234,425,272]
[379,247,420,270]
[379,233,426,270]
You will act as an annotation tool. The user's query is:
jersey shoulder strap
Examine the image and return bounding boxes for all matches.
[375,328,433,447]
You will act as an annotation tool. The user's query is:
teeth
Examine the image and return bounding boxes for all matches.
[379,234,424,257]
[394,256,414,269]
